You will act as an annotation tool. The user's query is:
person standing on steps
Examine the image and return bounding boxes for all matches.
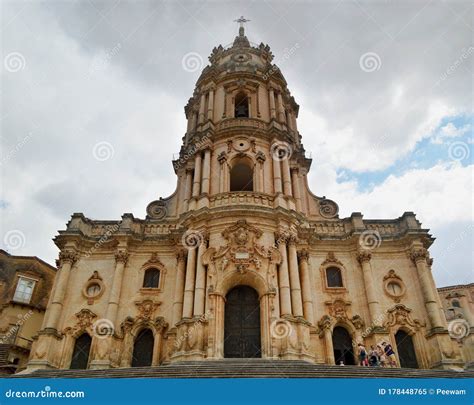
[369,345,379,367]
[357,343,368,366]
[376,344,386,367]
[382,341,397,368]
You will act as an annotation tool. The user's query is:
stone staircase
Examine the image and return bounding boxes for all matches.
[11,359,473,379]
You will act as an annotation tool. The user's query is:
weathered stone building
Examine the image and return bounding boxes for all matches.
[26,23,470,372]
[0,249,56,373]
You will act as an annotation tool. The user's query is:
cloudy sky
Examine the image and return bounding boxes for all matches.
[1,0,472,287]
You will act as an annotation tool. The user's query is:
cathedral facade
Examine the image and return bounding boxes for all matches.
[26,25,470,372]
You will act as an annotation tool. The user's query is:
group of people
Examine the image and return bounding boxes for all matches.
[355,342,397,367]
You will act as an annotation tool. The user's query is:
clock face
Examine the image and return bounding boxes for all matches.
[387,281,402,296]
[87,283,101,297]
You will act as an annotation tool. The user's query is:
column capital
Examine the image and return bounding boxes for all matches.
[287,234,299,246]
[176,249,188,263]
[56,251,78,267]
[115,250,129,264]
[275,232,288,246]
[410,247,428,264]
[357,250,372,263]
[297,249,309,262]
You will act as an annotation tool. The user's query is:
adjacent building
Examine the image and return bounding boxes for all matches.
[0,249,56,374]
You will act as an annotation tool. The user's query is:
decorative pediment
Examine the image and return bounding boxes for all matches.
[143,253,165,269]
[384,304,425,331]
[75,309,97,329]
[321,252,343,267]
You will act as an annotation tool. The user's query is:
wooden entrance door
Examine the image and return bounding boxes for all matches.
[224,286,261,358]
[395,330,418,368]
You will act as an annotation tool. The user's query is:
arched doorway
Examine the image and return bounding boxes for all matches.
[132,329,154,367]
[332,326,355,365]
[224,286,261,358]
[70,333,92,369]
[395,330,418,368]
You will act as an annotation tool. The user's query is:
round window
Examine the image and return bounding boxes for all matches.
[387,281,402,296]
[86,283,101,297]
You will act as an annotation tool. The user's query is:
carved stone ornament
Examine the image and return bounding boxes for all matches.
[384,304,425,331]
[319,198,339,219]
[351,315,365,330]
[203,220,281,276]
[256,151,266,164]
[136,299,161,321]
[64,309,97,335]
[146,200,168,220]
[327,299,350,320]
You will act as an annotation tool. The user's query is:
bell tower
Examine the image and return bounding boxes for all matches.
[154,18,339,222]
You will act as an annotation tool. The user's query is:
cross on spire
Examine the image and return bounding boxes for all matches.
[234,16,250,36]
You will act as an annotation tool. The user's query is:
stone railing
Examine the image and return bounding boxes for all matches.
[209,192,274,208]
[216,118,267,131]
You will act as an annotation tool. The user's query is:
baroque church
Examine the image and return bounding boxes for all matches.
[26,22,471,372]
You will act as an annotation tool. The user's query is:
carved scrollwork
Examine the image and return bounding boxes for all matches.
[115,250,129,264]
[319,198,339,219]
[57,251,78,267]
[384,304,425,331]
[146,200,168,220]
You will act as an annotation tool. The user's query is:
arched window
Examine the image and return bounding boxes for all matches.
[143,268,160,288]
[234,92,249,118]
[452,299,461,308]
[230,162,253,192]
[70,333,92,369]
[326,267,343,288]
[132,329,154,367]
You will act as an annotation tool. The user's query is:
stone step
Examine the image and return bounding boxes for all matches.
[12,360,472,379]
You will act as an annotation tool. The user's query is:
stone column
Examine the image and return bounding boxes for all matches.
[184,169,193,209]
[410,247,444,330]
[192,152,202,197]
[193,240,207,316]
[198,92,206,124]
[201,148,211,195]
[323,326,335,365]
[182,247,197,319]
[269,87,276,120]
[281,158,292,197]
[276,234,292,316]
[272,155,283,194]
[287,237,303,317]
[357,250,381,326]
[291,168,301,210]
[44,251,77,330]
[172,250,187,326]
[218,153,227,193]
[277,92,285,123]
[207,88,214,121]
[105,250,129,326]
[298,250,314,324]
[256,154,265,193]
